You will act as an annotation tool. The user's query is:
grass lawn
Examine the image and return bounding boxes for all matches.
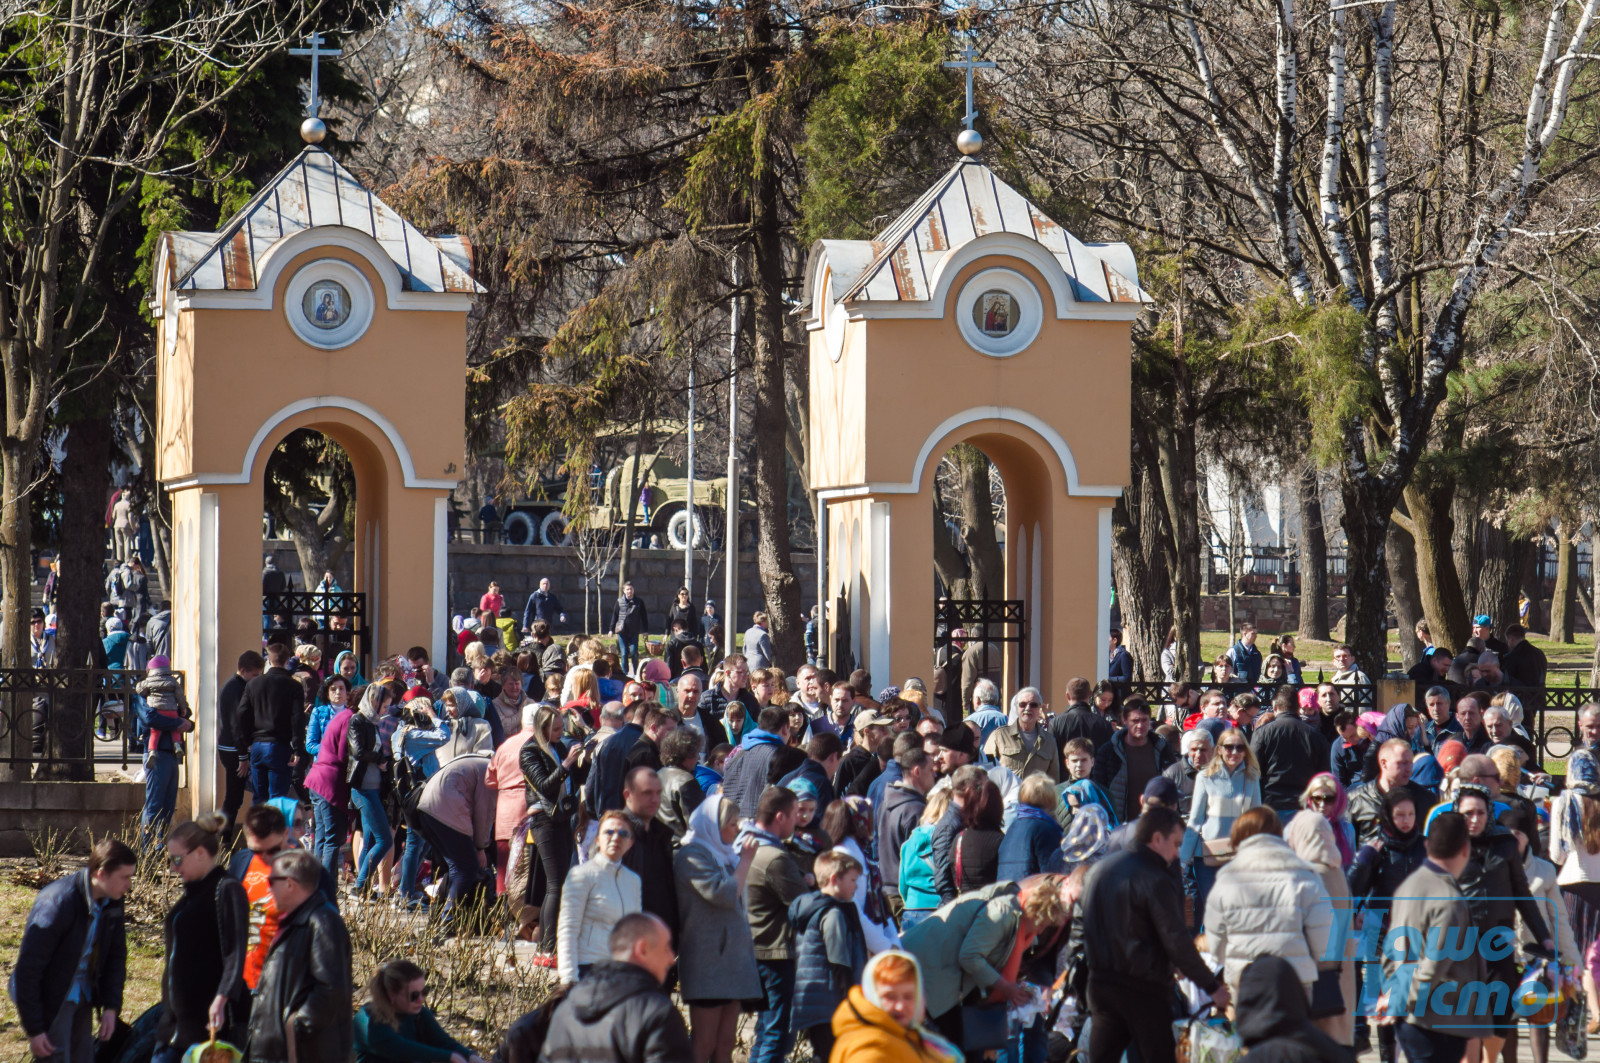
[1198,628,1597,675]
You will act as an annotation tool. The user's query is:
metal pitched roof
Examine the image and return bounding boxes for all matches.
[835,157,1147,306]
[172,147,483,295]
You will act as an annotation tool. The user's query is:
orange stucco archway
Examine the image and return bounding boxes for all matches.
[152,146,479,811]
[804,154,1145,709]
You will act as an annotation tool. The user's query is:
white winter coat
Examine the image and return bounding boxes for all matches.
[556,854,641,984]
[1205,832,1334,989]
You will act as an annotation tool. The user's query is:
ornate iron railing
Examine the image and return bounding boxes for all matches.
[264,590,368,670]
[0,667,187,771]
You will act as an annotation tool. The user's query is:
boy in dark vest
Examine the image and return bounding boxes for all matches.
[787,849,869,1059]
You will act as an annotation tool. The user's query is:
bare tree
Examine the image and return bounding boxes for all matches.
[0,0,322,774]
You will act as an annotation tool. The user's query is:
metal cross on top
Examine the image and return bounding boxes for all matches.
[289,32,343,119]
[944,44,995,132]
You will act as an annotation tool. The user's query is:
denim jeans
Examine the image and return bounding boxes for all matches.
[1193,859,1218,931]
[900,908,935,933]
[350,787,393,889]
[997,1013,1048,1063]
[308,791,346,878]
[618,636,640,676]
[249,740,292,800]
[142,749,179,842]
[750,959,796,1063]
[398,804,430,901]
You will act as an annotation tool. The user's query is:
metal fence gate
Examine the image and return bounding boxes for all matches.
[935,597,1027,714]
[264,590,370,670]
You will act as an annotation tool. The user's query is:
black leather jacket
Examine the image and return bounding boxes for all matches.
[1347,780,1436,846]
[343,712,389,790]
[245,894,352,1063]
[1460,827,1551,945]
[1082,846,1221,992]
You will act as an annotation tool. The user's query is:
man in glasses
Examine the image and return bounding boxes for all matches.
[246,850,351,1063]
[227,804,338,990]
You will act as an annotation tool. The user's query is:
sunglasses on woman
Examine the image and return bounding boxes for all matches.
[1220,743,1247,752]
[409,988,427,1002]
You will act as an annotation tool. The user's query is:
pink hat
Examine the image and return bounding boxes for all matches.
[640,658,672,683]
[1298,687,1318,711]
[149,655,171,670]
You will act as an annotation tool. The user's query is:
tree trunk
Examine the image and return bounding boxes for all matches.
[1552,519,1576,643]
[1339,473,1396,679]
[1592,527,1600,687]
[1155,422,1202,680]
[1472,521,1527,631]
[931,499,967,599]
[1386,518,1423,671]
[2,442,37,779]
[1452,493,1481,613]
[1111,463,1173,680]
[1297,463,1330,640]
[954,444,1004,599]
[49,408,112,781]
[747,178,804,670]
[617,419,649,591]
[1403,475,1471,655]
[281,494,350,592]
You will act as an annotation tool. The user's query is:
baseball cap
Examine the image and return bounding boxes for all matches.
[1143,775,1181,807]
[853,709,893,730]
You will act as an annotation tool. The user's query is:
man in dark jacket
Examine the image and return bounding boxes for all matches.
[1225,622,1263,684]
[1048,676,1114,754]
[1347,739,1437,845]
[779,732,843,824]
[610,582,649,676]
[623,708,677,774]
[663,618,702,679]
[10,839,135,1063]
[1082,806,1227,1063]
[1107,629,1133,685]
[1090,699,1175,823]
[245,850,351,1063]
[877,745,937,916]
[1250,703,1332,818]
[1235,955,1355,1063]
[538,912,690,1063]
[718,706,791,819]
[618,767,680,944]
[218,650,264,833]
[584,683,651,815]
[522,577,566,634]
[527,621,567,683]
[833,710,891,796]
[242,643,308,800]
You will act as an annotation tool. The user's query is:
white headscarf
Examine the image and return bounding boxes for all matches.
[861,949,927,1025]
[682,792,737,871]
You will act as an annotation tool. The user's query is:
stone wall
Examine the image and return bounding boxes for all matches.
[1198,594,1347,633]
[0,781,147,855]
[264,541,819,636]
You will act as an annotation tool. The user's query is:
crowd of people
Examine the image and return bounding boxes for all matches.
[11,582,1597,1063]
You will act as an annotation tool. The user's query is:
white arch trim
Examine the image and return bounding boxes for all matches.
[162,395,459,490]
[866,406,1122,498]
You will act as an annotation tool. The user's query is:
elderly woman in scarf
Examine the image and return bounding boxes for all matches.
[673,793,760,1063]
[830,950,961,1063]
[1285,811,1355,1047]
[441,686,497,750]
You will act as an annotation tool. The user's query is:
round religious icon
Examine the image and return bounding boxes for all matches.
[973,290,1017,337]
[302,281,352,331]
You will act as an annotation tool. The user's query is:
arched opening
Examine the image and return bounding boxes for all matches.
[932,442,1012,716]
[253,412,398,672]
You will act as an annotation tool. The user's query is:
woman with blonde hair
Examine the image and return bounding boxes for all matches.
[519,704,583,957]
[1185,726,1261,926]
[354,960,482,1063]
[556,809,641,984]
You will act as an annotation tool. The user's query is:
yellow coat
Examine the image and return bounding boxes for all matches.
[829,987,960,1063]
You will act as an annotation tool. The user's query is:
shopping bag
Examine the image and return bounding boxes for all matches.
[1173,1006,1242,1063]
[1559,991,1588,1060]
[181,1034,242,1063]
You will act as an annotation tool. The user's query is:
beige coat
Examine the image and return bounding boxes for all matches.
[1388,863,1488,1034]
[983,724,1060,782]
[1285,812,1355,1047]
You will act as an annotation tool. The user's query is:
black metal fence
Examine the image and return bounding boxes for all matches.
[1118,674,1600,775]
[0,668,188,772]
[936,597,1028,703]
[264,590,368,670]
